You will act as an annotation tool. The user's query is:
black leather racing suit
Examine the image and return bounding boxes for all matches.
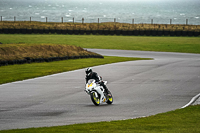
[86,72,100,83]
[86,72,109,94]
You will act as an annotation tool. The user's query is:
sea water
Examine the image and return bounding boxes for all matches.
[0,0,199,25]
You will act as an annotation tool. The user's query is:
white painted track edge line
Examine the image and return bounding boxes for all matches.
[181,93,200,108]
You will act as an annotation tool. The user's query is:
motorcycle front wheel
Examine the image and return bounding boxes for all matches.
[90,92,100,106]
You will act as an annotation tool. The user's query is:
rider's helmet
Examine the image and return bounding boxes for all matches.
[85,67,92,76]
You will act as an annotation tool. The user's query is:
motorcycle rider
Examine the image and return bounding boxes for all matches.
[85,67,111,97]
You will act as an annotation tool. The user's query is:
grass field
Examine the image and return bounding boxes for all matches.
[0,34,200,53]
[1,105,199,133]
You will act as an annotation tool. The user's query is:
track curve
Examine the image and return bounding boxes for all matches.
[0,49,200,130]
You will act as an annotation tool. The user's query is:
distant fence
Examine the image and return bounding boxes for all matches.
[0,16,196,25]
[1,16,200,36]
[0,28,199,36]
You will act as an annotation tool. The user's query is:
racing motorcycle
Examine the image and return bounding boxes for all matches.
[85,79,113,106]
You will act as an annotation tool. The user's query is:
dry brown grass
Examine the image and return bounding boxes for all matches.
[0,21,200,31]
[0,44,100,61]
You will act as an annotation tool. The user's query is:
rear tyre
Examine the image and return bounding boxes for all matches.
[90,92,100,106]
[106,92,113,104]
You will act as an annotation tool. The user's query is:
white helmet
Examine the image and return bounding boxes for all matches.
[85,67,92,76]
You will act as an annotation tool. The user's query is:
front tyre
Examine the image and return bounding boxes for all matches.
[90,92,100,106]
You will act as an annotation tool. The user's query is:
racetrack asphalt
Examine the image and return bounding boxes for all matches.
[0,49,200,130]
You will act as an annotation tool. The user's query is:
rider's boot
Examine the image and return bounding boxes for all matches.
[104,86,111,97]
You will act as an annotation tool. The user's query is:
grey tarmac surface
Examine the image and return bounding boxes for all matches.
[0,49,200,130]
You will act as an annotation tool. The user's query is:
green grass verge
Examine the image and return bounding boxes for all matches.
[1,105,199,133]
[0,56,150,85]
[0,34,200,54]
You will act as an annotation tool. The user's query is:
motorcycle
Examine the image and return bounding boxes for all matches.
[85,79,113,106]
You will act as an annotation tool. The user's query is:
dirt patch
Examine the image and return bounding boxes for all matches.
[0,44,103,66]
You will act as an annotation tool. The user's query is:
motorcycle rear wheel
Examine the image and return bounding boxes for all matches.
[90,92,100,106]
[106,93,113,104]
